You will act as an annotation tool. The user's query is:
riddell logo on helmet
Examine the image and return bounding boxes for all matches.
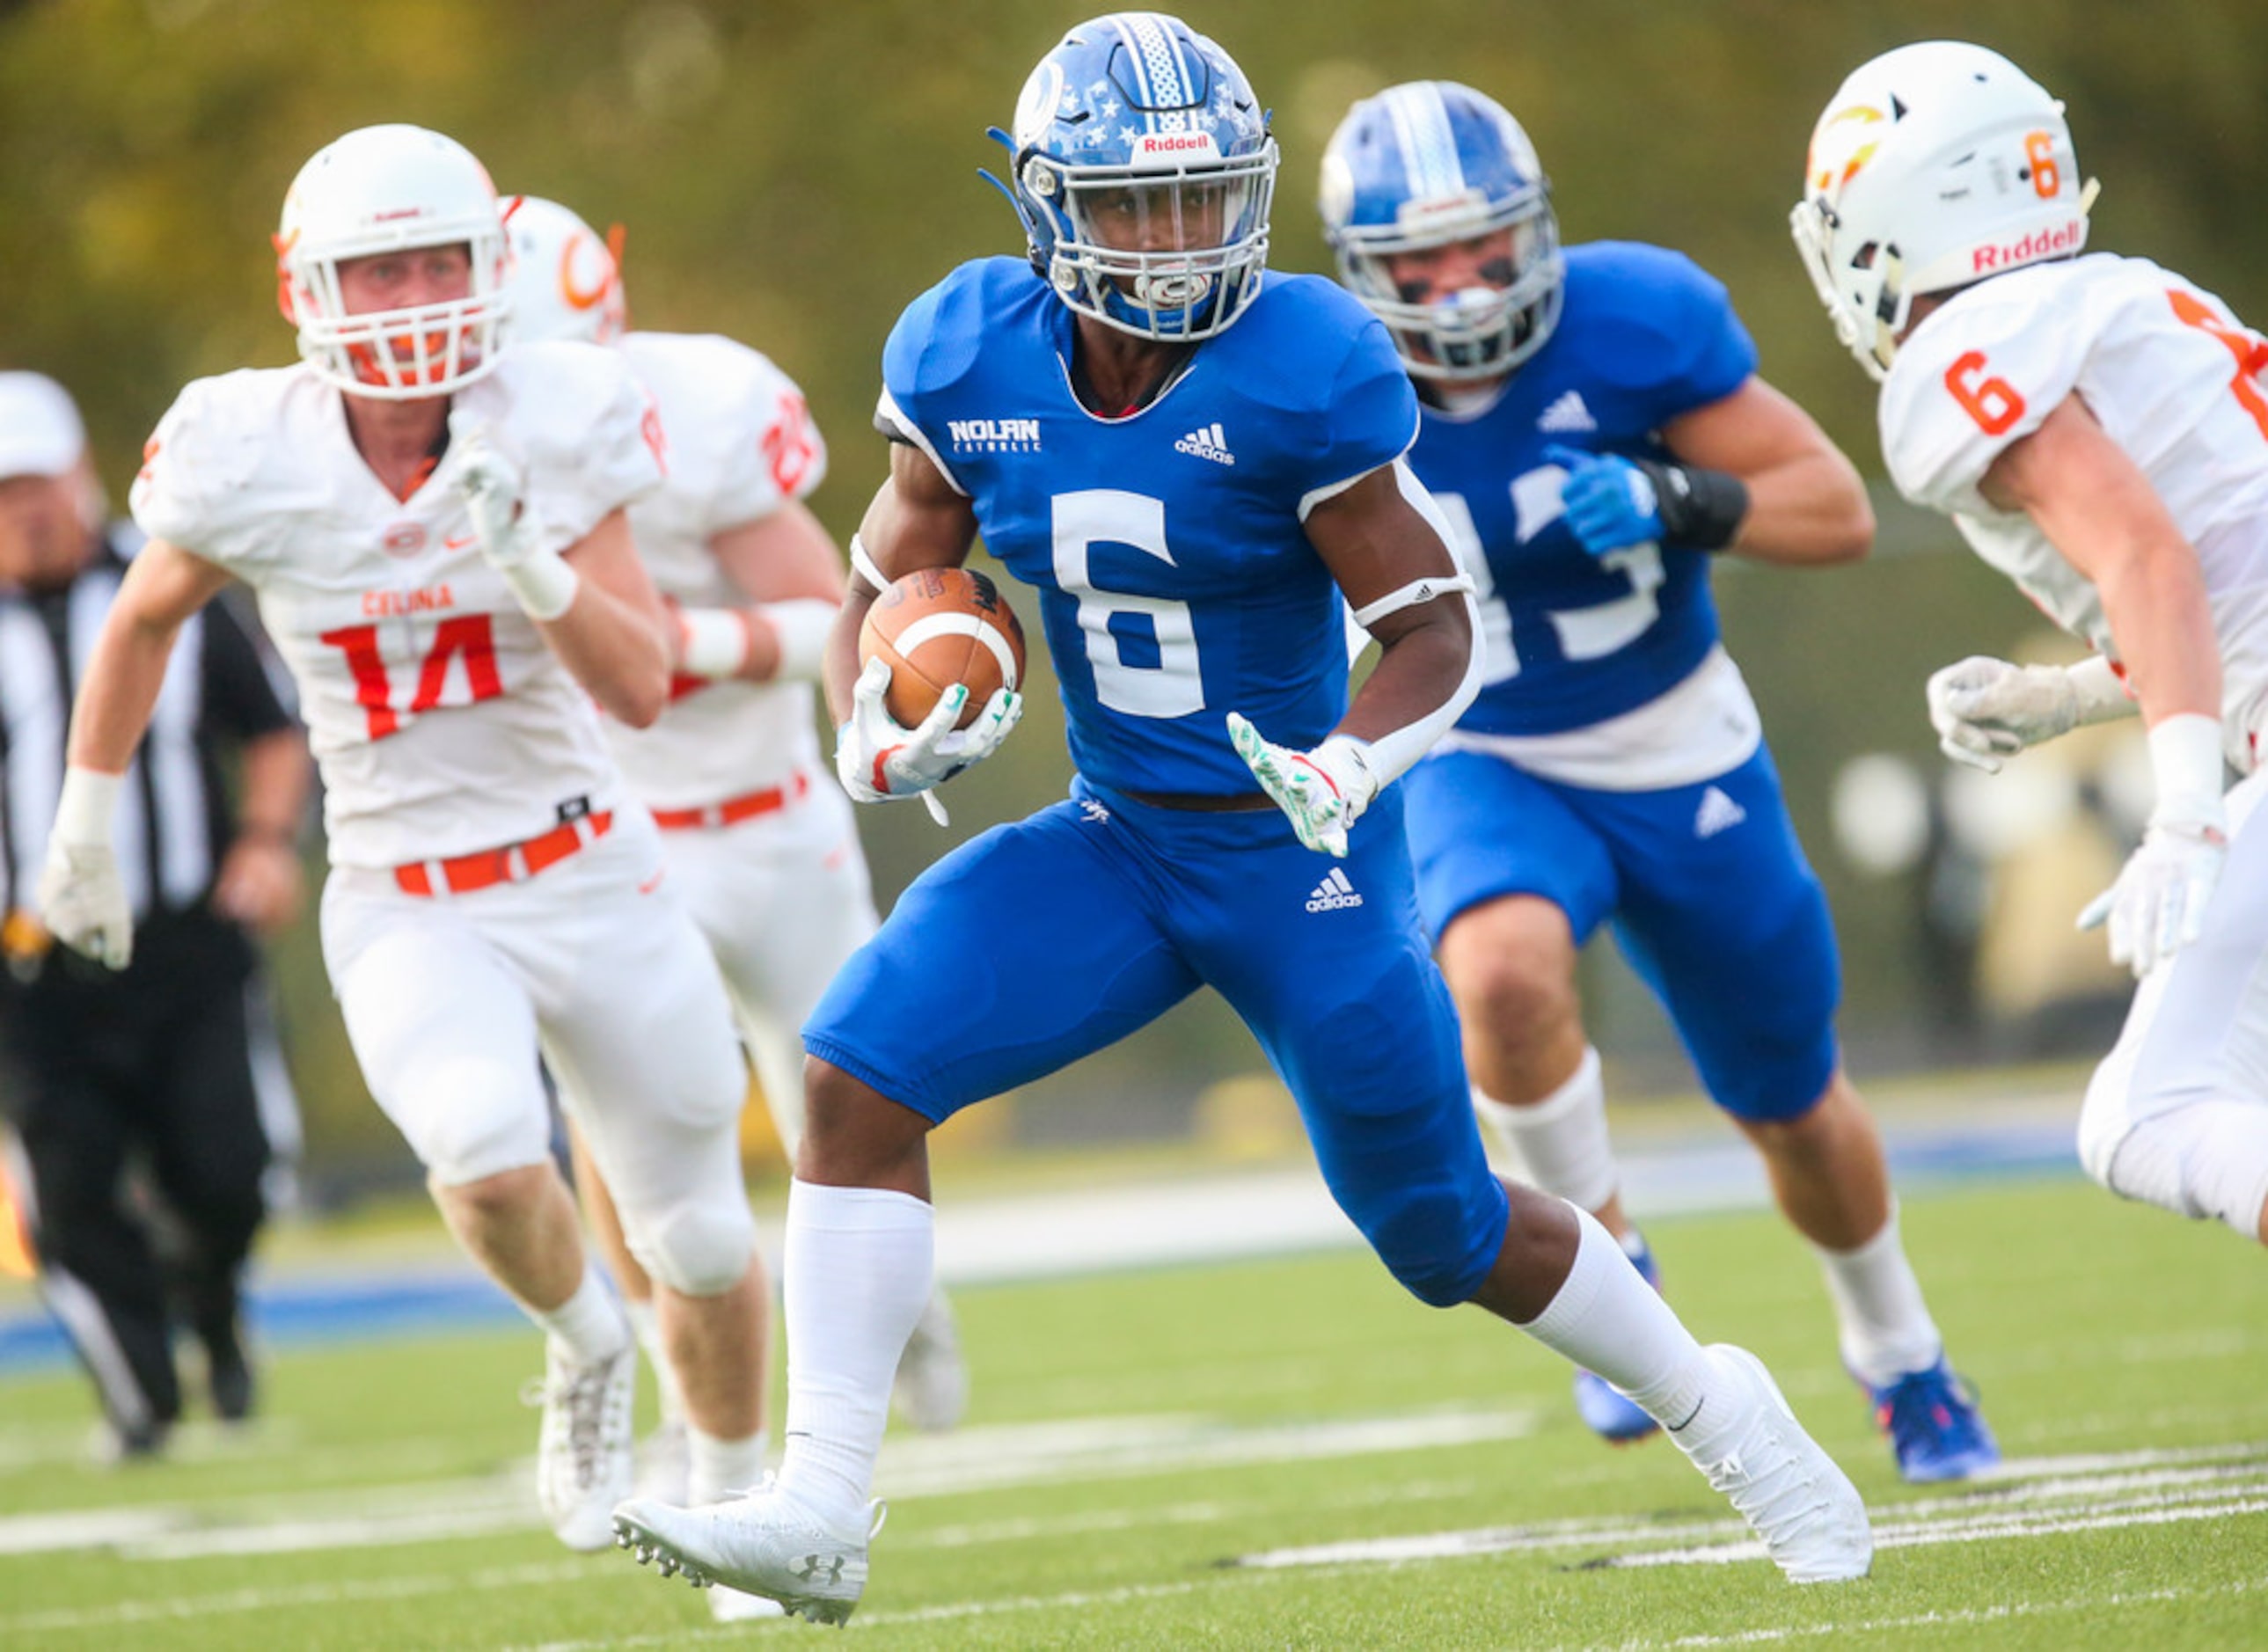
[1972,220,2082,274]
[1133,133,1220,161]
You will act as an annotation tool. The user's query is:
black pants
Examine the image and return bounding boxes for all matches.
[0,909,270,1434]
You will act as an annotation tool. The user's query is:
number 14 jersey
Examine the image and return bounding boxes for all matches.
[130,343,662,867]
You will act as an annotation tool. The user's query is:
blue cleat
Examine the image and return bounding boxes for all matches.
[1572,1232,1662,1444]
[1870,1357,2001,1483]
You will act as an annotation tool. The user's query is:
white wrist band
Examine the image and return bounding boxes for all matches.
[755,598,838,683]
[501,550,580,622]
[53,766,122,849]
[2147,712,2227,825]
[677,607,754,678]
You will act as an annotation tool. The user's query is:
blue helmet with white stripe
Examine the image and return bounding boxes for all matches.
[996,13,1277,341]
[1320,82,1563,380]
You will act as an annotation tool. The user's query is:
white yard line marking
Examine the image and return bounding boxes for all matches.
[0,1560,589,1635]
[1236,1447,2268,1571]
[0,1407,1536,1563]
[1613,1493,2268,1569]
[1575,1575,2268,1649]
[503,1568,2268,1652]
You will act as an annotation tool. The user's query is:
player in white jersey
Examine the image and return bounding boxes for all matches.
[1795,42,2268,1246]
[36,125,776,1549]
[501,199,969,1494]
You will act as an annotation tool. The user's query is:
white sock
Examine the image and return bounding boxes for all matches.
[532,1268,630,1365]
[775,1180,933,1533]
[687,1422,769,1506]
[624,1297,682,1422]
[1475,1047,1620,1213]
[1521,1204,1708,1429]
[1813,1202,1943,1386]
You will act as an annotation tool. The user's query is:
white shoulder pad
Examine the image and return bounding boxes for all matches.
[474,341,664,555]
[128,369,304,572]
[1881,267,2093,514]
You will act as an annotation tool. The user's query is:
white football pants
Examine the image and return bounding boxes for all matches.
[321,808,754,1293]
[2081,767,2268,1238]
[655,771,879,1162]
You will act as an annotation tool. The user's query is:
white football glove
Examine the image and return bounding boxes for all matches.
[2078,813,2226,979]
[449,411,577,619]
[2078,712,2229,978]
[1227,713,1379,859]
[37,842,132,971]
[834,657,1022,826]
[1926,656,2081,772]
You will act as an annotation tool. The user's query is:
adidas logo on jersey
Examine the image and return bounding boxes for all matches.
[1306,866,1364,912]
[1536,390,1598,434]
[1694,785,1748,839]
[1174,421,1235,465]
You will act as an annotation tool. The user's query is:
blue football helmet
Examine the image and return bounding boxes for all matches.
[1320,82,1564,380]
[992,12,1277,341]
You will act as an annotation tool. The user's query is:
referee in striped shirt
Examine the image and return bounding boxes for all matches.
[0,372,311,1458]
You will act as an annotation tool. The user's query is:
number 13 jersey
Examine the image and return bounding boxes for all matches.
[1881,252,2268,765]
[130,342,663,867]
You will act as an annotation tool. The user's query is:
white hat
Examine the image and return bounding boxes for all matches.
[0,373,88,480]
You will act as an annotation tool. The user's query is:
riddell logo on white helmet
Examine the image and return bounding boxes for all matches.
[1133,132,1220,162]
[1972,219,2083,274]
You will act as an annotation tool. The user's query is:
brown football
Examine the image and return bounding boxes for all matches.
[858,567,1028,729]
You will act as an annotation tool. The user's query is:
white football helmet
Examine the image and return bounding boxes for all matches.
[1791,41,2093,381]
[274,124,512,399]
[501,195,626,347]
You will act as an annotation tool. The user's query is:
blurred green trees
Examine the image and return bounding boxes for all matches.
[9,0,2264,1173]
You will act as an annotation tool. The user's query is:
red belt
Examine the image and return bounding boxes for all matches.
[648,771,810,832]
[394,810,614,896]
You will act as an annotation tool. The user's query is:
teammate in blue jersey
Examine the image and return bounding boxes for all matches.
[612,18,1869,1620]
[1321,80,1995,1481]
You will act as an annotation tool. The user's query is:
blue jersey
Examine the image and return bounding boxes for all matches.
[880,257,1418,794]
[1406,242,1757,736]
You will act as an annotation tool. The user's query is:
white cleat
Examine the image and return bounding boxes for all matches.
[708,1583,788,1623]
[530,1338,637,1553]
[892,1288,969,1432]
[633,1415,691,1507]
[613,1473,884,1626]
[1669,1344,1873,1583]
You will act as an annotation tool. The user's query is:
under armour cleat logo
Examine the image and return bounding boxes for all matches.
[794,1553,845,1584]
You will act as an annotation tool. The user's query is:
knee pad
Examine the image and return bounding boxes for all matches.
[2100,1101,2268,1239]
[412,1058,551,1188]
[631,1195,757,1297]
[1346,1177,1505,1309]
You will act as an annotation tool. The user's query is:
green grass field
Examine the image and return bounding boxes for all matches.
[2,1176,2264,1649]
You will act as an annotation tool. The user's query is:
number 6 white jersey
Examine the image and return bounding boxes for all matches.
[130,342,664,867]
[1881,252,2268,766]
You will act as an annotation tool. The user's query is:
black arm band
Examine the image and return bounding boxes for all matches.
[1636,458,1750,552]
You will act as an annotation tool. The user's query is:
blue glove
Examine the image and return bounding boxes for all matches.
[1544,443,1662,558]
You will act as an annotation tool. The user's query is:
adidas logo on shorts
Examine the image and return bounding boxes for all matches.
[1306,866,1364,912]
[1694,784,1748,839]
[1174,421,1235,465]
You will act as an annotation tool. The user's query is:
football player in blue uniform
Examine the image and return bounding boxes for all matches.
[612,18,1870,1620]
[1321,81,1995,1481]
